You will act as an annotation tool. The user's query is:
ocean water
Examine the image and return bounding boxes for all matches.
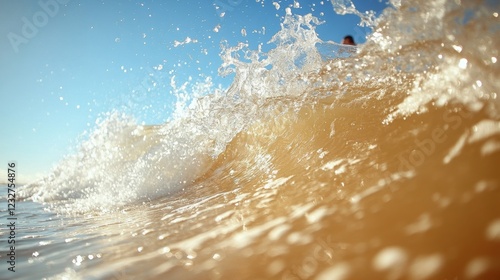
[4,0,500,279]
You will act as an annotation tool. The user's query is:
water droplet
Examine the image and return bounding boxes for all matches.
[486,219,500,241]
[465,257,490,278]
[316,263,351,280]
[409,254,443,280]
[458,58,468,69]
[267,259,285,275]
[452,45,463,53]
[373,247,408,279]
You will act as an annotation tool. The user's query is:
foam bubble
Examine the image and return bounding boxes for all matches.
[465,257,490,279]
[373,246,408,280]
[409,254,444,280]
[315,262,351,280]
[405,213,433,235]
[485,218,500,241]
[267,259,285,275]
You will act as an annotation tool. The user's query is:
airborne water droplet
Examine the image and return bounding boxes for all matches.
[458,58,468,69]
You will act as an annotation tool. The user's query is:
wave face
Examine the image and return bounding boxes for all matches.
[19,0,500,279]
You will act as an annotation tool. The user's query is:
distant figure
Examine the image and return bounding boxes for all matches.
[342,35,356,46]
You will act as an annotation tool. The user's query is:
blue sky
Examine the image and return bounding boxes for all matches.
[0,0,388,183]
